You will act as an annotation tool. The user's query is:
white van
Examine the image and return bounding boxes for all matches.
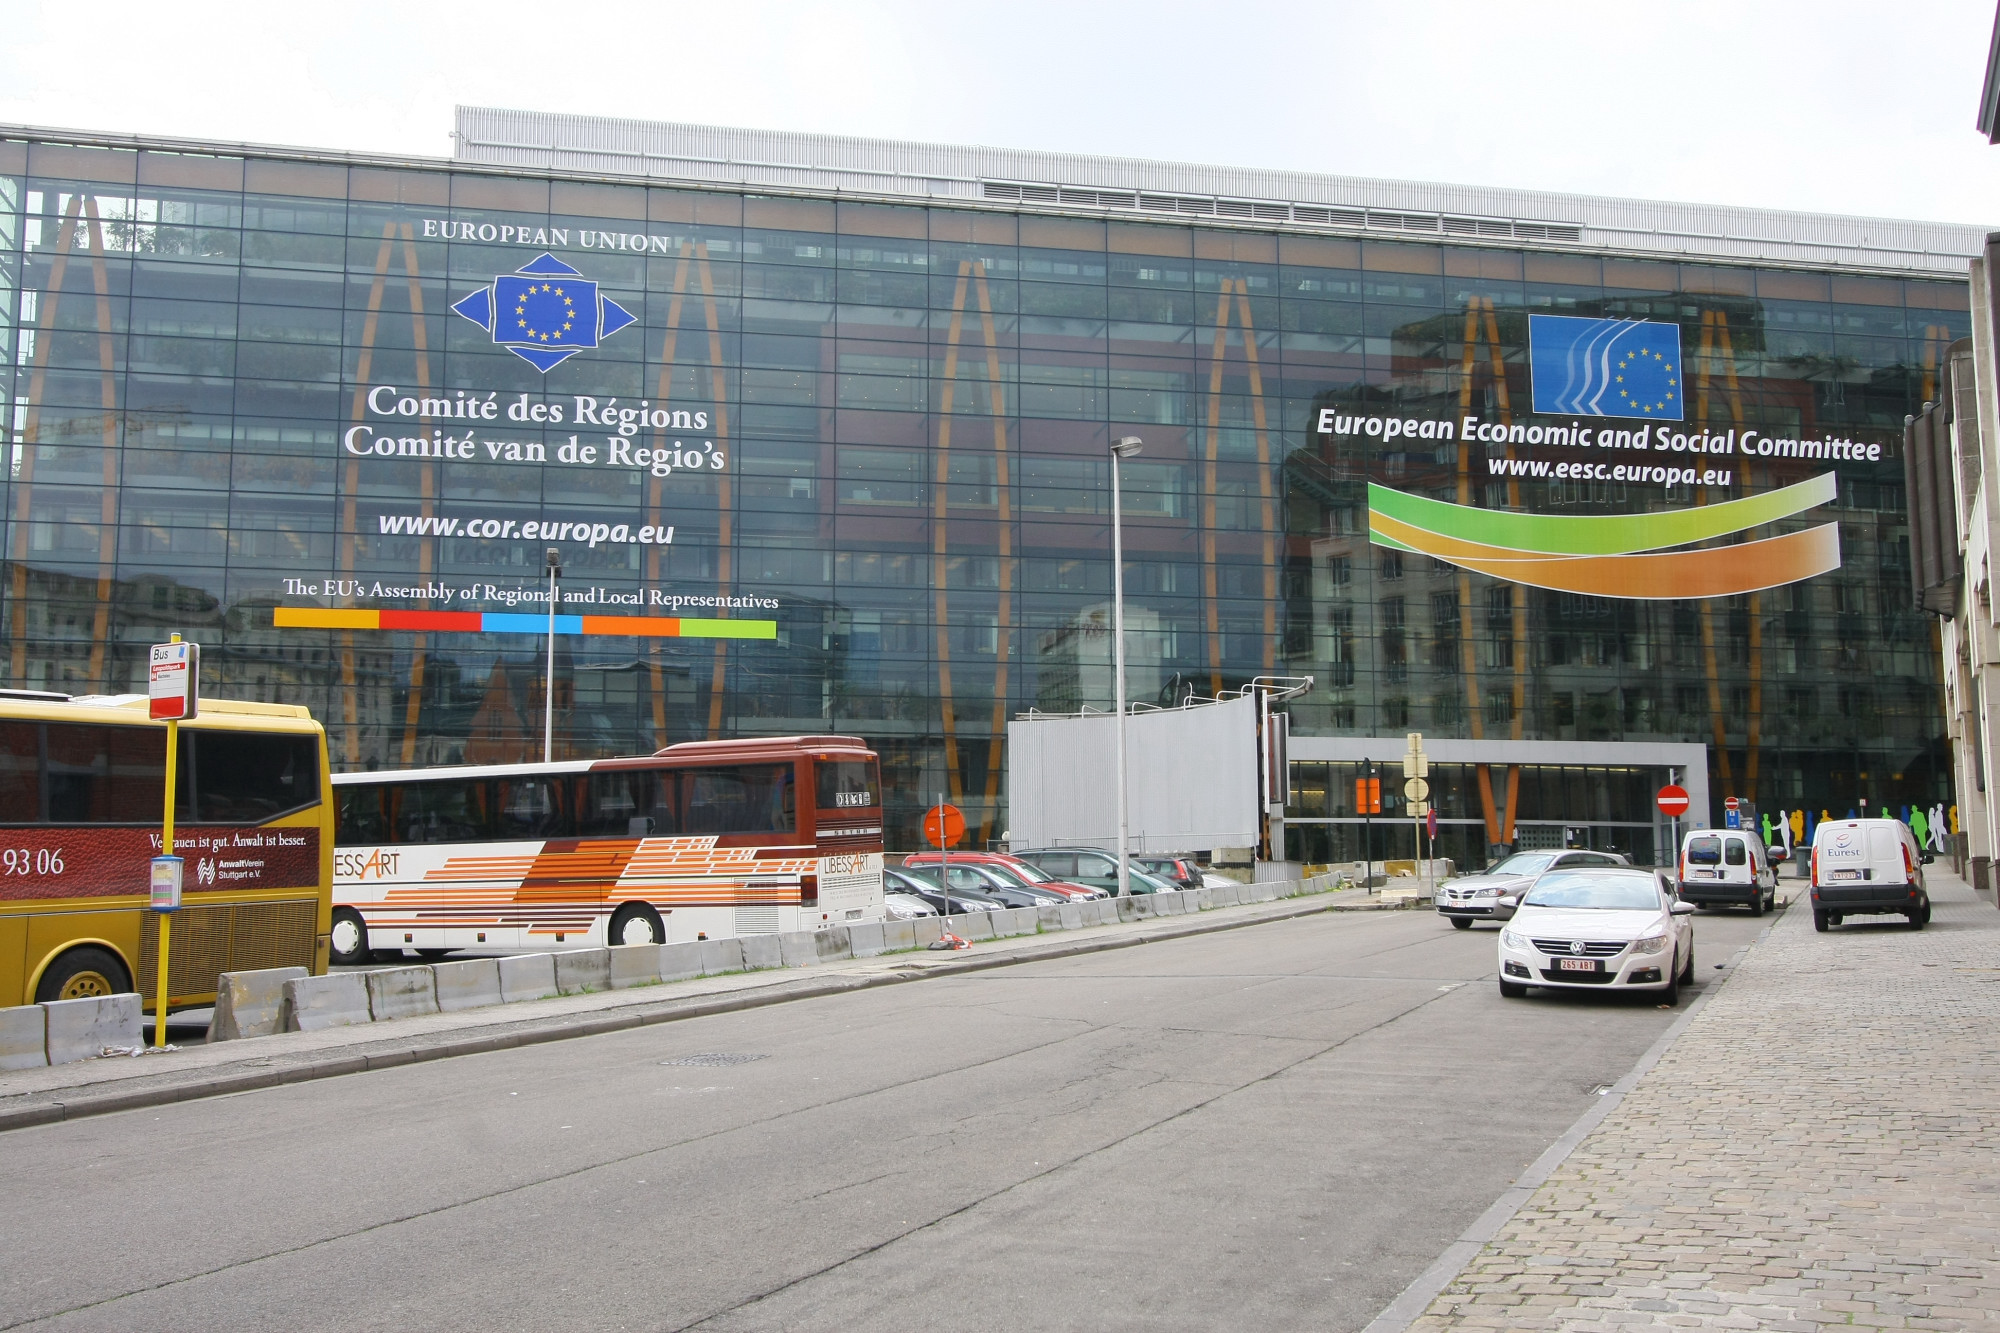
[1676,828,1779,915]
[1809,818,1932,931]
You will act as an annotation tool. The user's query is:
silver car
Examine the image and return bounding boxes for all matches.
[1436,849,1631,928]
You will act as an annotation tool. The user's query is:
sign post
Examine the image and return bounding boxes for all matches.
[924,798,966,945]
[147,634,198,1049]
[1403,733,1429,894]
[1656,782,1691,871]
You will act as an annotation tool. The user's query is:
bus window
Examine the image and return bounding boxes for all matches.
[43,723,178,824]
[397,780,492,844]
[579,770,659,837]
[337,784,391,844]
[495,777,569,839]
[193,731,320,822]
[816,758,879,810]
[686,764,795,835]
[0,723,39,820]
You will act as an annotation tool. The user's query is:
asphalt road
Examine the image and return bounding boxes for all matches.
[0,901,1774,1332]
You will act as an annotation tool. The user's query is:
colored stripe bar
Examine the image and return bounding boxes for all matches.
[1367,472,1837,556]
[274,607,777,639]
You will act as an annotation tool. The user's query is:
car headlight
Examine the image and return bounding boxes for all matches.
[1633,928,1670,955]
[1500,928,1528,949]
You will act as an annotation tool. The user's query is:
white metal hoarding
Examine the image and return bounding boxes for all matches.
[1007,694,1260,853]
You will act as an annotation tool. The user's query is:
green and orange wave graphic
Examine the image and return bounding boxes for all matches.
[1367,474,1840,599]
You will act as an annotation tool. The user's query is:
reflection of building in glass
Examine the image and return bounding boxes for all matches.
[0,116,1977,856]
[1035,604,1163,714]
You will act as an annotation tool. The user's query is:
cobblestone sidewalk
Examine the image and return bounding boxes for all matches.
[1409,871,2000,1332]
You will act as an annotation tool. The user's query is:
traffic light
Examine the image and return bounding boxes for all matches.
[1355,776,1381,814]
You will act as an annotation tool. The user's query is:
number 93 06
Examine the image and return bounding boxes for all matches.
[2,847,63,876]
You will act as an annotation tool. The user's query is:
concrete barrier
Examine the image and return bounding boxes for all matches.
[1209,883,1239,905]
[43,993,143,1064]
[698,938,745,976]
[366,966,438,1021]
[812,927,853,963]
[554,948,612,995]
[608,944,664,990]
[1036,904,1065,931]
[284,973,371,1032]
[432,958,503,1013]
[1115,897,1140,922]
[881,919,917,952]
[776,931,818,967]
[1058,903,1084,930]
[849,922,887,958]
[1188,888,1211,911]
[208,966,307,1041]
[658,941,704,982]
[0,1004,47,1071]
[949,912,995,941]
[739,934,784,970]
[498,953,557,1003]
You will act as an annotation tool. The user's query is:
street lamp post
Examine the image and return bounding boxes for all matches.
[544,547,562,764]
[1110,435,1142,898]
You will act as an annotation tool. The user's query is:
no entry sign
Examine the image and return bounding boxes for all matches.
[1656,785,1690,819]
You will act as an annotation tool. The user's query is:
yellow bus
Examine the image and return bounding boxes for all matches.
[0,690,332,1009]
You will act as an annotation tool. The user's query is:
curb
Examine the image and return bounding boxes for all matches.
[1360,902,1789,1333]
[0,887,1375,1133]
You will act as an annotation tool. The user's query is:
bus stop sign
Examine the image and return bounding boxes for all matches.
[148,640,199,721]
[923,803,966,848]
[1655,785,1690,819]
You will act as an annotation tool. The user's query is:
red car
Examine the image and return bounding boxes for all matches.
[901,851,1106,900]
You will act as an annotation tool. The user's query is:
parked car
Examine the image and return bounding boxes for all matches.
[884,892,938,920]
[1435,848,1630,927]
[1009,848,1170,894]
[885,865,1005,915]
[1132,854,1205,892]
[1498,866,1695,1003]
[1675,828,1778,915]
[1809,817,1933,931]
[919,860,1070,909]
[902,851,1105,900]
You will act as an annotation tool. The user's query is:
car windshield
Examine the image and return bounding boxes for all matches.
[1521,872,1662,911]
[1486,852,1557,877]
[1002,859,1053,882]
[976,863,1038,887]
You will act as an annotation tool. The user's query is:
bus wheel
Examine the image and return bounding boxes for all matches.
[609,903,665,947]
[329,909,372,967]
[36,946,131,1004]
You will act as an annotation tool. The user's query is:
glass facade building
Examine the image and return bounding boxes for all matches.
[0,118,1979,859]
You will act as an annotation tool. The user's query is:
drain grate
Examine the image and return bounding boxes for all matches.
[659,1053,768,1067]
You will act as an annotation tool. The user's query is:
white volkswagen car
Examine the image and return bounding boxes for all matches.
[1497,867,1696,1003]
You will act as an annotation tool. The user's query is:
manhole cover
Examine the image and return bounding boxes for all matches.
[659,1053,768,1067]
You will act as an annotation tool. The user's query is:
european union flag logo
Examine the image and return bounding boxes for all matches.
[450,253,637,372]
[1528,314,1683,421]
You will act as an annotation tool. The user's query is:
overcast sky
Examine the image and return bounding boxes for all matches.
[4,0,1997,225]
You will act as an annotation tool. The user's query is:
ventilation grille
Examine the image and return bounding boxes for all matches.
[734,904,781,935]
[984,180,1581,243]
[139,898,319,998]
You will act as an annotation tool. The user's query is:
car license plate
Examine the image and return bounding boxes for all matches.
[1557,958,1597,972]
[1831,869,1860,881]
[1690,869,1714,878]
